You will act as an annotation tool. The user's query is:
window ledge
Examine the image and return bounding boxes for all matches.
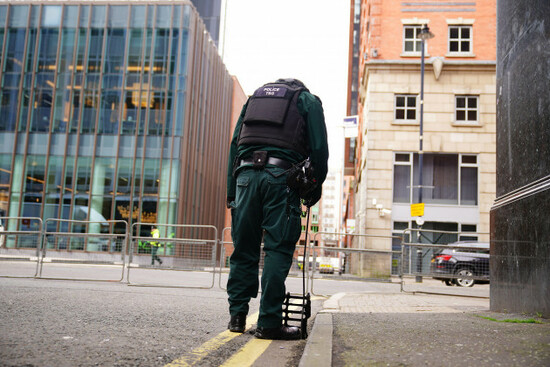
[452,121,483,127]
[446,52,476,58]
[400,52,431,58]
[392,120,419,126]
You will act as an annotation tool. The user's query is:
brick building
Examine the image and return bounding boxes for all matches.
[351,0,497,276]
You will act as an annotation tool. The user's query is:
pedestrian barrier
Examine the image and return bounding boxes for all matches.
[400,228,490,295]
[218,227,233,290]
[1,214,492,300]
[309,232,403,296]
[0,217,43,278]
[37,218,128,282]
[127,223,218,288]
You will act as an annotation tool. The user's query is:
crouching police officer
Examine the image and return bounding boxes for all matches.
[226,78,328,340]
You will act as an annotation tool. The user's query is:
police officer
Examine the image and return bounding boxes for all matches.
[150,226,162,265]
[226,78,328,340]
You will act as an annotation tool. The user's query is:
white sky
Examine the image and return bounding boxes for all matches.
[220,0,351,167]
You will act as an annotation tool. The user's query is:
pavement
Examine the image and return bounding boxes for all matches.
[299,291,550,367]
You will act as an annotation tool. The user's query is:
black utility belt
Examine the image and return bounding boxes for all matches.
[240,151,292,170]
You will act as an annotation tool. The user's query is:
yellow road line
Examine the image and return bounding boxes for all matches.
[165,313,258,367]
[219,339,272,367]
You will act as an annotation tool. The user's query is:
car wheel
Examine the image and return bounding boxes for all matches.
[455,268,475,287]
[444,279,453,286]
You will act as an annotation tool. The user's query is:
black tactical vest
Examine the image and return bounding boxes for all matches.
[237,81,308,157]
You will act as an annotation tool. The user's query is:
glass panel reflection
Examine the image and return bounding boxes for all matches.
[22,155,46,218]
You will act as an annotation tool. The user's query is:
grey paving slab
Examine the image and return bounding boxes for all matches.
[300,291,550,367]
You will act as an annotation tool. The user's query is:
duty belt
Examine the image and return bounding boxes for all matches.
[240,156,292,170]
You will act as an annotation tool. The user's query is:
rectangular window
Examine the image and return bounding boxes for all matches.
[449,26,472,53]
[455,95,478,123]
[127,29,144,73]
[153,29,170,74]
[81,90,99,133]
[75,157,92,194]
[395,94,417,122]
[30,88,53,132]
[87,28,104,73]
[0,90,19,131]
[459,224,478,241]
[403,26,422,53]
[99,90,122,134]
[393,153,412,203]
[393,153,478,206]
[104,28,126,74]
[460,155,478,205]
[348,138,356,163]
[4,28,27,72]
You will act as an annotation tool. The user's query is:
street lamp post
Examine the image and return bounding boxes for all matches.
[416,24,434,283]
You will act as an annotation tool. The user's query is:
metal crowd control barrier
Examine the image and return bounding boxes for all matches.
[37,219,128,282]
[0,217,43,278]
[400,228,490,296]
[219,227,233,290]
[310,232,403,296]
[127,223,218,288]
[218,227,308,291]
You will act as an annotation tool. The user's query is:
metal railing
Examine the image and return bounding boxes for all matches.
[0,216,492,299]
[37,218,128,282]
[310,232,403,296]
[400,228,490,295]
[127,223,218,288]
[0,217,43,278]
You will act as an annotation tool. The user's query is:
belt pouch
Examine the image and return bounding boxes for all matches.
[253,151,268,169]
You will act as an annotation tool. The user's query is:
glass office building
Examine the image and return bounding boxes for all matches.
[0,1,234,237]
[189,0,221,47]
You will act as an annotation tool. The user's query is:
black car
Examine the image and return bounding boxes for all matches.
[430,242,490,287]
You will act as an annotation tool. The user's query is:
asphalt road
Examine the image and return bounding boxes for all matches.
[0,263,321,367]
[0,261,489,366]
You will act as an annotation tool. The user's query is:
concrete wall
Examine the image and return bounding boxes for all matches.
[491,0,550,317]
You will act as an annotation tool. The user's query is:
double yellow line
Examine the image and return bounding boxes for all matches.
[165,312,271,367]
[166,296,322,366]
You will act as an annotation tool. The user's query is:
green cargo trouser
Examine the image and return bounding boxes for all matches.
[228,166,302,329]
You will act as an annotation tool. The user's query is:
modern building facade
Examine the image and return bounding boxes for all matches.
[189,0,221,47]
[0,1,235,245]
[351,0,497,276]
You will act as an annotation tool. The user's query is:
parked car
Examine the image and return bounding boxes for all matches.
[431,242,490,287]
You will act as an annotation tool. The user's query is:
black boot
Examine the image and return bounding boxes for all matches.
[254,325,301,340]
[228,313,247,333]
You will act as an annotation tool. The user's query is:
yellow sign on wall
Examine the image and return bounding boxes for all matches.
[411,203,425,217]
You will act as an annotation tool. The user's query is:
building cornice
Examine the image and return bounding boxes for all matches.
[365,59,496,66]
[360,59,495,101]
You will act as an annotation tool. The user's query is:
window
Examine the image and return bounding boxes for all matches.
[393,153,478,206]
[403,26,422,53]
[455,95,478,123]
[348,137,356,163]
[449,26,472,54]
[395,95,417,122]
[459,224,478,241]
[460,155,478,205]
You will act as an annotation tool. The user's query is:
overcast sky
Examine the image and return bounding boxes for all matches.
[220,0,351,167]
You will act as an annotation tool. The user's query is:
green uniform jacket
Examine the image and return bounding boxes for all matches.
[226,90,329,203]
